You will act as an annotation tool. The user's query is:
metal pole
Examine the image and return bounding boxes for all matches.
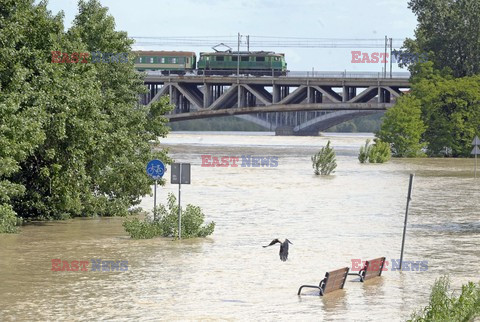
[389,38,393,78]
[400,174,414,270]
[247,35,249,52]
[154,180,157,221]
[237,32,240,76]
[384,35,387,78]
[178,164,182,239]
[475,153,477,178]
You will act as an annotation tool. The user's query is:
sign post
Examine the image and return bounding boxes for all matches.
[171,163,191,239]
[146,160,166,220]
[472,136,480,178]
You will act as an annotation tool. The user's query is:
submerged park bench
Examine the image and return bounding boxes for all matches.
[348,257,386,282]
[297,267,350,296]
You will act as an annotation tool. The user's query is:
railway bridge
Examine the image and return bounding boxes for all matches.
[142,71,411,135]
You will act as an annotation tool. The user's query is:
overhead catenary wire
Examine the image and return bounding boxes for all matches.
[130,35,406,49]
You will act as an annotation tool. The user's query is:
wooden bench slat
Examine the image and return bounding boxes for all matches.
[298,267,350,296]
[327,267,350,277]
[323,267,349,294]
[362,257,385,281]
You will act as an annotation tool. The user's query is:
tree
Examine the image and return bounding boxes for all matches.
[311,141,337,175]
[376,95,426,157]
[403,0,480,77]
[412,73,480,156]
[1,0,173,226]
[0,0,57,229]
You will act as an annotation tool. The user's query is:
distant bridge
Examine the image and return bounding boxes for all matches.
[142,71,411,135]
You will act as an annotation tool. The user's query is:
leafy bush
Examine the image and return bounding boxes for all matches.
[123,193,215,239]
[409,276,480,321]
[358,139,391,164]
[0,205,21,233]
[311,140,337,175]
[123,217,163,239]
[358,139,372,163]
[368,140,392,163]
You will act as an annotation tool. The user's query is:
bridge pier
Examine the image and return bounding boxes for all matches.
[275,126,294,136]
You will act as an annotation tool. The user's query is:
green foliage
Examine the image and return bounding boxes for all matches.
[0,204,21,233]
[404,0,480,77]
[358,139,391,163]
[123,193,215,239]
[409,276,480,321]
[412,74,480,157]
[358,139,372,163]
[0,0,53,224]
[376,95,427,157]
[311,141,337,175]
[368,140,391,163]
[0,0,173,228]
[122,217,164,239]
[396,1,480,158]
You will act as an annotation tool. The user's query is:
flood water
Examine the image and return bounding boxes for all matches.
[1,132,479,321]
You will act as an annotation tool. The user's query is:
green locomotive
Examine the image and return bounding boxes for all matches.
[133,50,287,76]
[197,51,287,76]
[133,51,196,75]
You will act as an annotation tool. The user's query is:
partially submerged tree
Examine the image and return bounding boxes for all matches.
[368,140,391,163]
[1,0,173,231]
[358,139,391,163]
[413,72,480,157]
[312,141,337,175]
[376,95,426,157]
[358,140,372,163]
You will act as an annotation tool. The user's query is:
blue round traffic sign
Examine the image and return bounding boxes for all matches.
[146,160,165,180]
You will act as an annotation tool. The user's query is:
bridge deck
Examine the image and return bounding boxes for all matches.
[141,73,411,135]
[144,75,411,87]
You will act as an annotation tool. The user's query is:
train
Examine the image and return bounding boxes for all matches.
[133,50,287,76]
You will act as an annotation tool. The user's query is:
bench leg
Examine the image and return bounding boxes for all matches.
[298,285,321,296]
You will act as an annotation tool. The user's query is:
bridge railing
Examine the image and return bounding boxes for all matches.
[144,70,411,79]
[287,71,411,79]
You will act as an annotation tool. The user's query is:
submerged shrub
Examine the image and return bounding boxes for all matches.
[358,139,391,164]
[0,205,21,233]
[123,193,215,239]
[123,217,163,239]
[409,276,480,321]
[312,140,337,175]
[368,140,391,163]
[358,139,372,163]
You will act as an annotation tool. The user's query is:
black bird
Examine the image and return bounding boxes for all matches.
[263,238,292,261]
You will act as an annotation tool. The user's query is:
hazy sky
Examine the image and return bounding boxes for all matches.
[45,0,418,72]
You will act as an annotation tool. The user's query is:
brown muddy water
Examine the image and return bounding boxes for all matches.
[0,132,479,321]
